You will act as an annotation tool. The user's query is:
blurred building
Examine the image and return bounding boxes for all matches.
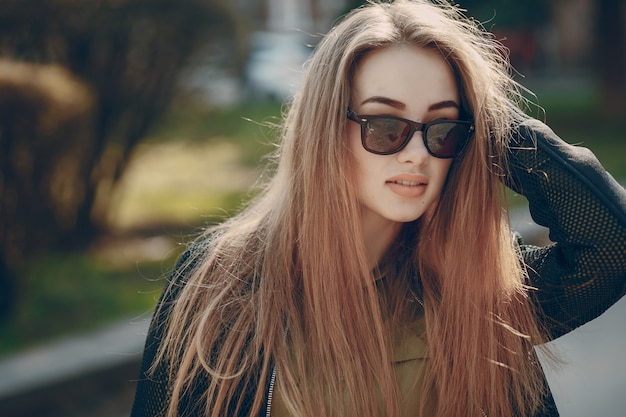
[188,0,348,103]
[237,0,346,33]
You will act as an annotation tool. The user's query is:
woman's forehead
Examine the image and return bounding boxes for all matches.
[350,45,459,114]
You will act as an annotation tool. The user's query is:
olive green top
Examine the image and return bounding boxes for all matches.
[269,311,436,417]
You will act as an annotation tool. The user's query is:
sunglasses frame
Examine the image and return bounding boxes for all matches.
[347,107,474,158]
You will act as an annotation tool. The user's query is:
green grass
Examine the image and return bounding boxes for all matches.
[0,249,182,356]
[540,99,626,179]
[148,100,284,166]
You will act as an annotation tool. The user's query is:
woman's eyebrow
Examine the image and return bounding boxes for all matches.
[360,96,406,109]
[360,96,459,111]
[428,100,459,111]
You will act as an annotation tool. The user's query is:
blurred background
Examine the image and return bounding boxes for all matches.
[0,0,624,416]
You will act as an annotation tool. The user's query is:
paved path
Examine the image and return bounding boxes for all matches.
[0,314,150,416]
[541,297,626,417]
[0,316,149,398]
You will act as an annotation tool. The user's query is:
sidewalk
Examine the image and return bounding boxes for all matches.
[0,315,150,417]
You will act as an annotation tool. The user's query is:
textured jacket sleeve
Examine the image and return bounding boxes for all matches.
[507,118,626,340]
[130,247,197,417]
[130,241,272,417]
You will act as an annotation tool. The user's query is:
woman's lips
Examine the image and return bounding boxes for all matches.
[386,174,428,198]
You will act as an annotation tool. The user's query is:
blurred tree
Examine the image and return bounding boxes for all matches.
[0,60,95,317]
[0,0,238,317]
[457,0,551,29]
[593,0,626,121]
[342,0,367,15]
[457,0,550,72]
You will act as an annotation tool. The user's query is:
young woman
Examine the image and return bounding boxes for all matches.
[130,1,626,416]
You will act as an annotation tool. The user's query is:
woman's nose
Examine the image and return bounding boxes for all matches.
[396,131,429,165]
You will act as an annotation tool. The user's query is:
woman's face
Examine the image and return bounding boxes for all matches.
[348,45,459,237]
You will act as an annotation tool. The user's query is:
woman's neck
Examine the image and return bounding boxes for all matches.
[361,215,402,269]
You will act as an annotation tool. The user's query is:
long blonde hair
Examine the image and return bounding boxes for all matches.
[154,1,551,416]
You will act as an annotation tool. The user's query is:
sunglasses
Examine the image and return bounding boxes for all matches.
[347,108,474,158]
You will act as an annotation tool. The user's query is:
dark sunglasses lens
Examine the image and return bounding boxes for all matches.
[425,122,468,157]
[364,118,411,154]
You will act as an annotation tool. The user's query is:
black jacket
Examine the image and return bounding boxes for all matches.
[131,119,626,416]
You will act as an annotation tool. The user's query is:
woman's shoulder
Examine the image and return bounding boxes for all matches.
[175,237,213,273]
[159,236,215,301]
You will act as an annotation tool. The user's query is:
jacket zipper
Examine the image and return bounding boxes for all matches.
[265,367,277,417]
